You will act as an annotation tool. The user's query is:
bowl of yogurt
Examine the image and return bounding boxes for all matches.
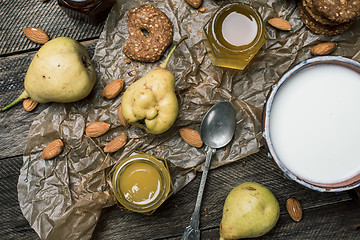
[263,56,360,192]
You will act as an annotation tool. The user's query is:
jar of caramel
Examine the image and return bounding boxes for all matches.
[57,0,116,25]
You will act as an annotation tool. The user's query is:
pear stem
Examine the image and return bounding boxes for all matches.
[160,35,188,69]
[1,90,29,111]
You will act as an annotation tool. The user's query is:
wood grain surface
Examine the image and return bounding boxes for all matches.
[0,0,359,240]
[0,0,102,56]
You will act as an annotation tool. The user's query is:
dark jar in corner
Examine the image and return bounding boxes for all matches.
[57,0,116,25]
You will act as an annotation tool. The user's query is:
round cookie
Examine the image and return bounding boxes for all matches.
[303,0,339,26]
[312,0,360,23]
[123,5,173,63]
[298,1,354,35]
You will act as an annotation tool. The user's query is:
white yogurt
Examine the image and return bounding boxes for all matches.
[269,64,360,184]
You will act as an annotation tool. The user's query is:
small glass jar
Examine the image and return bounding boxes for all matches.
[203,3,267,70]
[57,0,116,25]
[111,152,173,214]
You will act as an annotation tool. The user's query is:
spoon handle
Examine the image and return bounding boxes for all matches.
[181,146,214,240]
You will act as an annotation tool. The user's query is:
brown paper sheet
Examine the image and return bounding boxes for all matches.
[17,0,360,239]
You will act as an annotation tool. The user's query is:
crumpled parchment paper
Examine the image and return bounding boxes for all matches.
[17,0,360,239]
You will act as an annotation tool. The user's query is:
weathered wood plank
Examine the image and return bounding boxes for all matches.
[199,200,360,239]
[0,0,103,56]
[0,149,357,239]
[0,155,39,240]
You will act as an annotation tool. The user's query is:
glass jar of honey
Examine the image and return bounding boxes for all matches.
[203,3,267,70]
[111,152,173,214]
[57,0,116,25]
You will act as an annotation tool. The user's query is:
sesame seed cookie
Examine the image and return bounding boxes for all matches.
[312,0,360,23]
[298,1,354,35]
[123,5,173,63]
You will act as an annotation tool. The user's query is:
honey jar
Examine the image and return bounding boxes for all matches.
[111,152,173,214]
[203,3,267,70]
[57,0,116,25]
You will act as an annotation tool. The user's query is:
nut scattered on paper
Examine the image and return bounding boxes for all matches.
[85,122,110,138]
[104,134,127,153]
[102,79,124,100]
[267,18,292,31]
[41,139,64,160]
[179,128,203,148]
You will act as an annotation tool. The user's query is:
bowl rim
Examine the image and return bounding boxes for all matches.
[263,56,360,192]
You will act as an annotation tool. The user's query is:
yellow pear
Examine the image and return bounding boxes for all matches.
[121,36,187,134]
[220,182,280,239]
[1,37,96,111]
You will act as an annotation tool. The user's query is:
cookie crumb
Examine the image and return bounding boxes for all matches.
[128,70,137,76]
[198,7,207,13]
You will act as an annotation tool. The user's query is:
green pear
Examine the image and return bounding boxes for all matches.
[121,36,187,134]
[220,182,280,239]
[1,37,96,111]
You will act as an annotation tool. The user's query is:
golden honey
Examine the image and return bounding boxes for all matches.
[119,162,162,205]
[111,152,173,214]
[203,3,267,70]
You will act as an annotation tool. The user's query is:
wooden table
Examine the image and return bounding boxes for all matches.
[1,1,359,239]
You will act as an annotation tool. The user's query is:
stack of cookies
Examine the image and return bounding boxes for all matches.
[298,0,359,35]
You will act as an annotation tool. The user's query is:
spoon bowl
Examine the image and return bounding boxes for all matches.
[181,101,236,240]
[200,101,236,148]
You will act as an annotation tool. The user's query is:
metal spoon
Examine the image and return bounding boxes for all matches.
[181,101,236,240]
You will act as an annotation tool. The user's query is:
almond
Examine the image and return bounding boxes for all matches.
[41,139,64,160]
[102,79,124,99]
[186,0,202,9]
[117,104,130,128]
[198,7,208,13]
[23,27,50,44]
[179,128,203,148]
[104,134,127,153]
[23,98,38,111]
[268,18,292,31]
[286,198,302,222]
[311,42,337,56]
[85,121,110,137]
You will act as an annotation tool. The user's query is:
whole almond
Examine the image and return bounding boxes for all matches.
[286,198,302,222]
[102,79,124,99]
[268,18,292,31]
[186,0,203,9]
[23,27,50,44]
[117,104,130,128]
[104,134,127,153]
[311,42,337,56]
[41,139,64,160]
[179,128,203,148]
[85,121,110,137]
[23,98,38,111]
